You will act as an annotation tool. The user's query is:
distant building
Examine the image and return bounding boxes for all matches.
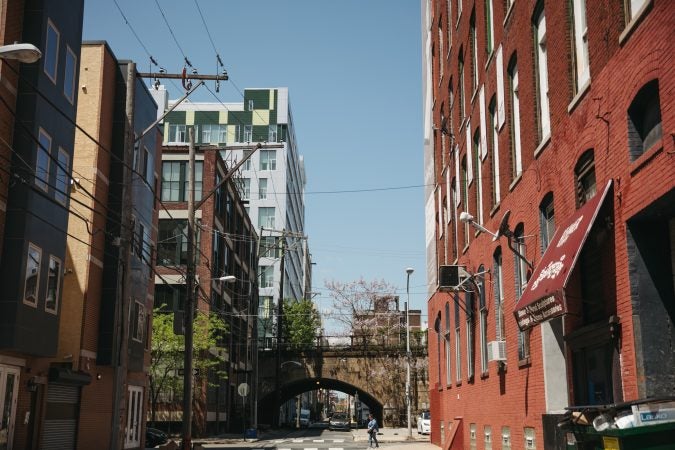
[0,1,85,448]
[151,94,260,433]
[422,0,674,449]
[154,87,310,352]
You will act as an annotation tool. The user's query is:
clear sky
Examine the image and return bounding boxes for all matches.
[83,0,427,330]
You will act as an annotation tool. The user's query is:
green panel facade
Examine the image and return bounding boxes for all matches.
[269,108,277,125]
[165,110,186,124]
[194,111,219,124]
[227,110,253,126]
[245,89,271,110]
[252,125,269,142]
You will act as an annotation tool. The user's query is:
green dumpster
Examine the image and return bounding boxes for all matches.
[566,421,675,450]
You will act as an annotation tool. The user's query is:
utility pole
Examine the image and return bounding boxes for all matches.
[181,126,197,450]
[405,267,414,439]
[274,233,286,428]
[110,61,136,450]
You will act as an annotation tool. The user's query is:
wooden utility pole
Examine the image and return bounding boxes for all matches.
[110,61,136,450]
[182,126,197,450]
[274,233,286,428]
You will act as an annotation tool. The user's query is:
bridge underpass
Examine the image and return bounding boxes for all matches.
[256,339,428,428]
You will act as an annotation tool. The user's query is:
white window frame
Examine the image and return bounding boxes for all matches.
[259,178,268,199]
[509,63,522,178]
[169,124,187,144]
[466,293,474,380]
[495,45,506,128]
[627,0,648,22]
[132,300,146,343]
[571,0,590,93]
[534,10,551,142]
[0,365,20,449]
[489,100,501,204]
[45,255,61,315]
[36,128,51,192]
[471,15,478,93]
[260,266,274,288]
[244,124,253,142]
[445,303,452,386]
[494,250,505,340]
[258,207,275,229]
[485,0,494,56]
[260,149,277,171]
[268,124,278,142]
[455,301,462,382]
[63,46,77,104]
[24,243,42,307]
[124,385,144,448]
[473,129,483,225]
[55,147,70,205]
[241,178,250,200]
[44,19,60,84]
[437,186,443,238]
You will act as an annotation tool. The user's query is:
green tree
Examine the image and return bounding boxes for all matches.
[282,298,321,350]
[149,306,228,432]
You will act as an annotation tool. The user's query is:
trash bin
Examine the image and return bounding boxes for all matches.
[245,428,257,439]
[565,420,675,450]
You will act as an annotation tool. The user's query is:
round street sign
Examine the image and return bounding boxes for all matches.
[237,382,249,397]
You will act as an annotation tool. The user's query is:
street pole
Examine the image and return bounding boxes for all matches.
[182,126,196,450]
[110,61,136,450]
[405,267,414,439]
[274,233,286,427]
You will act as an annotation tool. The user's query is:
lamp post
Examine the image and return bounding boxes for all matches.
[0,43,42,63]
[405,267,414,439]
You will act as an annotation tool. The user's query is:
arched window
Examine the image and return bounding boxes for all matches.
[435,315,442,385]
[493,248,505,341]
[575,150,596,207]
[477,265,488,375]
[444,302,452,385]
[539,192,555,252]
[627,79,662,160]
[514,223,531,363]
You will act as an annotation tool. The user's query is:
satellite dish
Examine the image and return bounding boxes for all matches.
[493,210,512,242]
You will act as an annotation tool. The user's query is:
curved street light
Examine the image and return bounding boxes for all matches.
[0,43,42,63]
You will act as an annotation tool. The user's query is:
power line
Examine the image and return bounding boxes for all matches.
[153,0,192,68]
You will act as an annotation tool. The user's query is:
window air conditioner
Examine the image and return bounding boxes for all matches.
[438,265,469,290]
[487,340,507,362]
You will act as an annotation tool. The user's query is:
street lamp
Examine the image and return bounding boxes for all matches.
[405,267,414,439]
[0,43,42,63]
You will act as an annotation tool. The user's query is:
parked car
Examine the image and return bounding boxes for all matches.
[329,412,351,431]
[417,411,430,434]
[146,427,168,448]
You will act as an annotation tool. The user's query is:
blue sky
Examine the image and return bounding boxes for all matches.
[83,1,427,329]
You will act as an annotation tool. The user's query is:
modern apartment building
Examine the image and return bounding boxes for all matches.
[0,1,85,448]
[152,88,261,433]
[157,87,309,351]
[422,0,673,448]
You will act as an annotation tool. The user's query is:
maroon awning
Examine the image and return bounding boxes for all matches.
[514,180,613,331]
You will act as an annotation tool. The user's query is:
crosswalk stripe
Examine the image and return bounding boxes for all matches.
[278,448,291,450]
[333,439,345,443]
[292,439,303,443]
[305,447,318,450]
[328,447,344,450]
[313,439,325,443]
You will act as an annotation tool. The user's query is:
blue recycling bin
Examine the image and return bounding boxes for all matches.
[245,428,257,439]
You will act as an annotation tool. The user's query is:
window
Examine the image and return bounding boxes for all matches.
[489,97,501,206]
[24,243,42,306]
[36,128,51,191]
[248,99,254,110]
[132,300,146,343]
[502,426,511,450]
[457,0,463,21]
[445,303,452,385]
[466,290,474,380]
[458,52,466,123]
[260,296,274,318]
[168,124,187,143]
[461,156,469,247]
[508,58,522,179]
[454,296,461,381]
[470,423,477,449]
[260,266,274,288]
[524,427,536,449]
[258,207,275,229]
[435,316,442,384]
[138,147,149,182]
[160,161,203,202]
[570,0,590,93]
[153,284,186,311]
[244,124,253,142]
[135,221,145,258]
[625,0,648,22]
[44,20,59,83]
[473,129,483,225]
[268,124,278,142]
[514,224,531,362]
[533,7,551,142]
[241,178,250,200]
[45,256,61,314]
[55,148,70,205]
[627,79,662,160]
[201,124,226,144]
[506,0,515,13]
[157,219,191,266]
[260,236,279,258]
[574,150,596,207]
[477,267,488,375]
[485,0,494,55]
[242,150,252,170]
[493,248,505,340]
[484,425,492,450]
[539,192,555,252]
[470,12,478,92]
[439,18,445,76]
[450,177,458,260]
[260,150,276,170]
[64,46,77,103]
[124,385,143,448]
[259,178,268,199]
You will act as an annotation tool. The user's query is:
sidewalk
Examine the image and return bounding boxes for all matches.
[351,427,430,443]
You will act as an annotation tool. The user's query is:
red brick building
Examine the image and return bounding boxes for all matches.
[422,0,674,448]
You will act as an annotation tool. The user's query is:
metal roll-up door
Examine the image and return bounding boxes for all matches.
[41,383,80,450]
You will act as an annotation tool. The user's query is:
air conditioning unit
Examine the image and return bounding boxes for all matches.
[487,340,507,362]
[439,265,469,290]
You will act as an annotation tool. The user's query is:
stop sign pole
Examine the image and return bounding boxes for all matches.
[238,383,249,440]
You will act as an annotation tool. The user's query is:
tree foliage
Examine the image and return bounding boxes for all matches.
[282,298,321,350]
[148,306,228,426]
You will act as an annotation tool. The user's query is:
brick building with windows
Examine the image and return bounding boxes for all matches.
[422,0,673,449]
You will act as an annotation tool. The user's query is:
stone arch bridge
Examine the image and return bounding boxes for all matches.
[257,335,428,427]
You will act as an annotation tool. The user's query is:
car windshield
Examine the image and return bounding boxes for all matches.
[421,412,430,419]
[332,413,347,420]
